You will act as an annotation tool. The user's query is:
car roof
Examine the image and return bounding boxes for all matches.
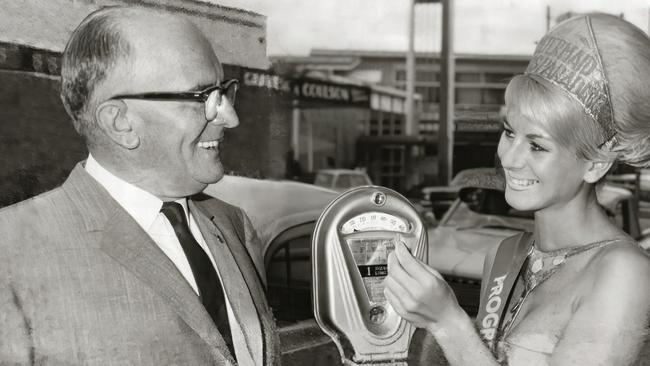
[203,175,338,247]
[451,167,505,191]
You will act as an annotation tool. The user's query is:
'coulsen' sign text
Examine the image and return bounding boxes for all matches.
[243,69,370,107]
[293,79,370,106]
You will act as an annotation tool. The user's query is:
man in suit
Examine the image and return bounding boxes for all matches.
[0,6,279,365]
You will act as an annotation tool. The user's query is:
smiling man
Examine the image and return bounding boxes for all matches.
[0,6,279,366]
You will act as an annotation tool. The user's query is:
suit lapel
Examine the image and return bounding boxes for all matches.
[191,199,265,365]
[62,163,235,365]
[190,200,273,364]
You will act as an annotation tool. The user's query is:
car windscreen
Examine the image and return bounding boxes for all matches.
[314,173,334,188]
[348,174,369,187]
[334,174,351,189]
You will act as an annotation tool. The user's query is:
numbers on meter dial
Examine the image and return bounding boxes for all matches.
[340,212,410,234]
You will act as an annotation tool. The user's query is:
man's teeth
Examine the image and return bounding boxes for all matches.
[511,177,539,186]
[198,140,219,149]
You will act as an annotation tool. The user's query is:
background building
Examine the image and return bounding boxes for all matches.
[273,49,530,190]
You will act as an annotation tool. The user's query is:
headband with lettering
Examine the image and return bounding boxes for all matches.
[525,15,616,146]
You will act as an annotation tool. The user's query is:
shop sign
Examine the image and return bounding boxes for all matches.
[242,69,370,107]
[243,69,292,93]
[292,78,370,106]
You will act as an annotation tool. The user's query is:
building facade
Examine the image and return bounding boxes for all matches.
[273,49,531,188]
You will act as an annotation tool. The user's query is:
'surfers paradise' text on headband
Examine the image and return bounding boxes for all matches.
[525,15,616,148]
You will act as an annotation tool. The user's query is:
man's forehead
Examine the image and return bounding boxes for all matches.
[118,16,223,90]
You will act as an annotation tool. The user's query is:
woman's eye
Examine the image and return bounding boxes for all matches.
[530,142,547,152]
[502,128,514,138]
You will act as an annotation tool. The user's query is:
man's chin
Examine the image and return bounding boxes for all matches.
[194,169,226,187]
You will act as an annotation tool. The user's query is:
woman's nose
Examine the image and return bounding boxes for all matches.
[497,138,523,170]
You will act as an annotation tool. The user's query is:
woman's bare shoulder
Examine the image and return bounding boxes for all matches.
[592,240,650,277]
[586,240,650,304]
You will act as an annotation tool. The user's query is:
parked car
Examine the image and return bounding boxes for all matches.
[406,168,500,222]
[313,169,372,192]
[428,168,648,316]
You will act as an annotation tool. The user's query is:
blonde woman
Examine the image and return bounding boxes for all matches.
[385,14,650,365]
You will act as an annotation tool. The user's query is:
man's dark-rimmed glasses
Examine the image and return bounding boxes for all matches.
[110,79,238,121]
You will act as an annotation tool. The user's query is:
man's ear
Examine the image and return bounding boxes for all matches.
[95,100,140,149]
[584,160,613,183]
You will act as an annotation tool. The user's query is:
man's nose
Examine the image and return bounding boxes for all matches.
[210,98,239,128]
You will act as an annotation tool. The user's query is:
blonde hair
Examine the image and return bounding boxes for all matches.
[505,14,650,167]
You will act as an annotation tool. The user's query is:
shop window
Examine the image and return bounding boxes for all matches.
[416,70,438,82]
[369,118,379,136]
[393,117,403,135]
[456,88,482,104]
[395,70,406,81]
[484,73,513,83]
[416,86,439,104]
[482,89,505,105]
[455,72,480,82]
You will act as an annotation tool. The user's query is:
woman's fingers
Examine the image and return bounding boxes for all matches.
[387,249,417,291]
[393,240,443,281]
[384,271,416,305]
[384,286,430,326]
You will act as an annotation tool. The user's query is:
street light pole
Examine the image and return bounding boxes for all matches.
[405,0,416,135]
[410,0,453,184]
[438,0,454,185]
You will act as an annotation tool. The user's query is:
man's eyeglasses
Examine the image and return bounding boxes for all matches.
[110,79,239,121]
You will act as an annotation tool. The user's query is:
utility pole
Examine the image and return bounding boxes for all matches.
[405,0,416,133]
[410,0,453,184]
[438,0,454,185]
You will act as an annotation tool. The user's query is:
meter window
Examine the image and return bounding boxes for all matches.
[346,237,395,303]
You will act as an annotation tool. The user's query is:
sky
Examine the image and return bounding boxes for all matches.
[211,0,650,56]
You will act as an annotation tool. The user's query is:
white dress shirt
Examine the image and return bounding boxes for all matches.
[85,154,258,365]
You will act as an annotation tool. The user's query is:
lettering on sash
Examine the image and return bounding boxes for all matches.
[479,275,506,342]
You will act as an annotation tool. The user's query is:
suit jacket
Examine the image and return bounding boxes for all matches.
[0,163,280,365]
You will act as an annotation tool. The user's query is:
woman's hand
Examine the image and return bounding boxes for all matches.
[384,240,463,332]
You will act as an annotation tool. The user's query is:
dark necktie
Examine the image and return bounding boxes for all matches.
[160,201,236,360]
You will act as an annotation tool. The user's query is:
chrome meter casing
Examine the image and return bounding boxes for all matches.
[312,186,428,365]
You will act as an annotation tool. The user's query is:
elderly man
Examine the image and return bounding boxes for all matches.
[0,6,279,366]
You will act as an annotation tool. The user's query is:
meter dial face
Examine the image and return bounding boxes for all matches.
[340,212,410,234]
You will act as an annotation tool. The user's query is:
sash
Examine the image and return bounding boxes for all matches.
[476,232,532,350]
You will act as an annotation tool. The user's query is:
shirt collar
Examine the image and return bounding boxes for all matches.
[85,154,189,231]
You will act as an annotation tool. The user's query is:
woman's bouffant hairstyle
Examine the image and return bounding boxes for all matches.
[505,14,650,167]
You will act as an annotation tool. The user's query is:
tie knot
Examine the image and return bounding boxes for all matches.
[160,201,187,226]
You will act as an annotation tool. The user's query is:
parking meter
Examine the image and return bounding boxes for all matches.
[312,186,428,365]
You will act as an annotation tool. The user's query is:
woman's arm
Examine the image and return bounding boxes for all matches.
[384,241,500,366]
[549,244,650,366]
